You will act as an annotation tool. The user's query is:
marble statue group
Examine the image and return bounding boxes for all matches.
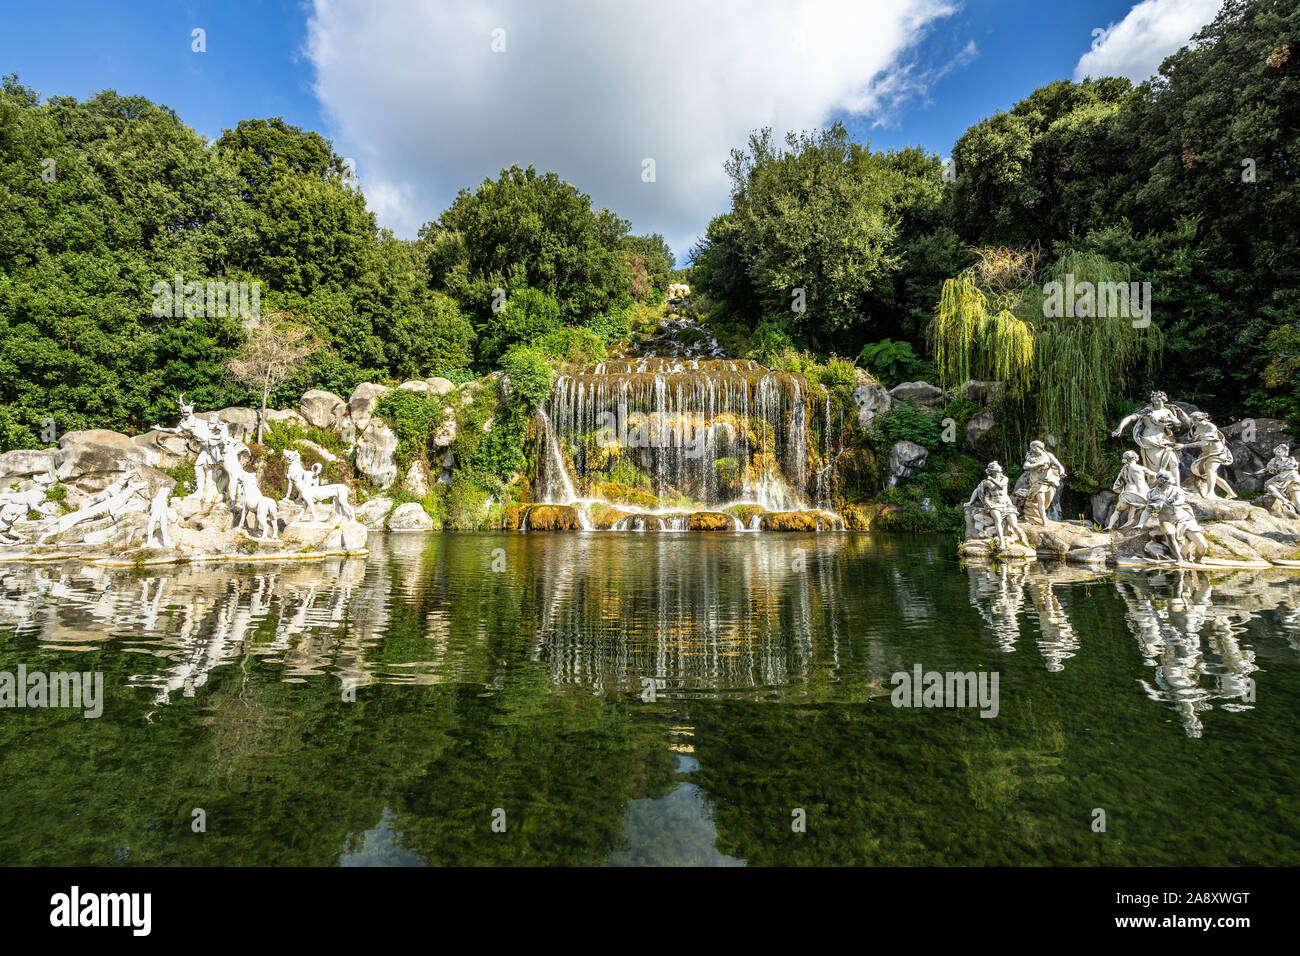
[965,388,1300,565]
[0,393,357,552]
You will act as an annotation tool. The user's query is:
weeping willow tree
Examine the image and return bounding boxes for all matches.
[929,249,1161,486]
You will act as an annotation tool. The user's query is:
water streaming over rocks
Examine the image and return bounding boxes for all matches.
[524,313,845,531]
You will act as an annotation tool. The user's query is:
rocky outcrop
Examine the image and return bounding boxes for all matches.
[1222,418,1295,493]
[852,382,892,428]
[300,390,347,430]
[353,419,398,489]
[355,496,395,530]
[964,411,996,454]
[0,448,56,480]
[889,381,945,406]
[347,383,392,434]
[401,459,432,497]
[387,502,434,532]
[886,440,928,487]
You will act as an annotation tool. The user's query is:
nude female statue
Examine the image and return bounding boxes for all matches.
[1112,390,1191,479]
[1108,450,1158,530]
[1181,411,1236,499]
[1020,440,1065,524]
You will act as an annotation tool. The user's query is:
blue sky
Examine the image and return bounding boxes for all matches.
[1,1,1222,263]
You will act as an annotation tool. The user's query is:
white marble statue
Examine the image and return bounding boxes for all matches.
[1263,443,1300,515]
[1112,390,1191,479]
[153,395,225,504]
[1019,440,1065,524]
[145,485,175,548]
[36,477,152,544]
[1182,411,1236,499]
[230,468,278,540]
[965,461,1031,550]
[0,474,58,544]
[1108,450,1158,530]
[283,449,355,522]
[1136,471,1208,565]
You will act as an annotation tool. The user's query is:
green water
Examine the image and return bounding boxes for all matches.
[1,531,1298,866]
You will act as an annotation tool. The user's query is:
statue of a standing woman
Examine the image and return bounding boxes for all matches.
[1181,411,1236,499]
[1112,390,1191,479]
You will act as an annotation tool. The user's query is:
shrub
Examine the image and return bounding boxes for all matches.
[501,348,556,410]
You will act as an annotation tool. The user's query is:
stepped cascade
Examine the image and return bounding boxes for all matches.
[524,315,845,532]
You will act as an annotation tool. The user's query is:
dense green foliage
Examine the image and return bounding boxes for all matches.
[696,0,1300,439]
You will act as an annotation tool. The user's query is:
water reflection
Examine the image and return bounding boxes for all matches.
[1,537,1299,732]
[963,560,1300,737]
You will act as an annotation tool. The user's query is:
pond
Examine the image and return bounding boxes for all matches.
[1,531,1298,865]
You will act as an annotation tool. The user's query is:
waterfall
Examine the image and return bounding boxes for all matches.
[536,357,841,522]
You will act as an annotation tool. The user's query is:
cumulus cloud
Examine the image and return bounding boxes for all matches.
[304,0,964,261]
[1074,0,1221,84]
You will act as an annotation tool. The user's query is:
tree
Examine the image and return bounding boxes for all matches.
[226,314,319,443]
[421,165,632,324]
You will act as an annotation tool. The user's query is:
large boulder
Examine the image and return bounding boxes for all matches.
[886,440,929,487]
[387,502,434,532]
[0,448,56,480]
[54,432,157,485]
[959,380,1004,406]
[852,383,892,428]
[355,496,395,530]
[401,459,432,497]
[263,408,307,431]
[397,380,434,395]
[425,377,455,396]
[353,420,398,489]
[964,411,996,454]
[131,431,193,470]
[432,409,458,448]
[889,381,945,406]
[300,390,347,430]
[348,383,392,434]
[209,407,259,442]
[1222,418,1295,493]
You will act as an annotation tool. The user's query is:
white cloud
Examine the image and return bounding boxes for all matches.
[1074,0,1221,84]
[304,0,964,262]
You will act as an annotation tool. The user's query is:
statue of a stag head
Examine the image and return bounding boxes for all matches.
[176,393,196,420]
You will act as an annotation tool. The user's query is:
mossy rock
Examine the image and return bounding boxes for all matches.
[521,505,583,531]
[760,511,828,532]
[687,511,734,531]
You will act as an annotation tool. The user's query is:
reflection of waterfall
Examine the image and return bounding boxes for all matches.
[539,358,839,516]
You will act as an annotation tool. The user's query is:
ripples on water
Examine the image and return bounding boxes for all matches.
[2,532,1299,865]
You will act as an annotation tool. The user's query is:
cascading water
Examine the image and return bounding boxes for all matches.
[530,352,844,530]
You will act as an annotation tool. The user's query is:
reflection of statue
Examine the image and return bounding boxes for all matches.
[1109,451,1157,530]
[1019,441,1065,524]
[1112,390,1191,478]
[1263,444,1300,515]
[965,461,1030,549]
[1182,412,1236,499]
[1136,471,1207,564]
[283,450,355,522]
